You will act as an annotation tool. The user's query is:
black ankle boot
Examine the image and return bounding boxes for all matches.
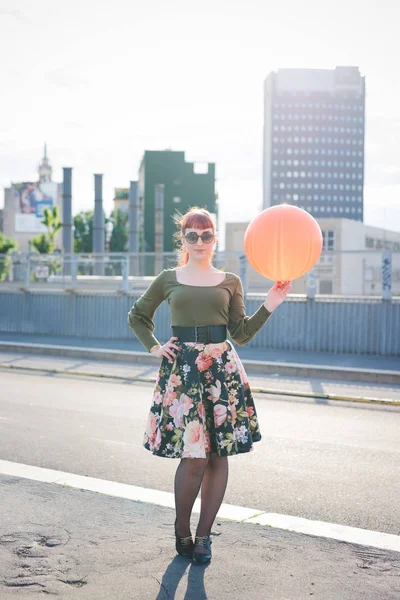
[192,535,212,565]
[174,520,194,558]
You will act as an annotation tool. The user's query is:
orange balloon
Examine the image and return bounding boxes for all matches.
[244,205,323,281]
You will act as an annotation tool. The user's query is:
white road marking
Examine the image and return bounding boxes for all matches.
[0,459,399,553]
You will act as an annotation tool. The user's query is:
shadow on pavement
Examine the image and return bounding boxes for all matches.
[155,555,208,599]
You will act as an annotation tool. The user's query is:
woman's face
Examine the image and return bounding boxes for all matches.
[181,227,216,263]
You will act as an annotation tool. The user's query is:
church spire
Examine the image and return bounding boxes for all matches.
[38,143,52,183]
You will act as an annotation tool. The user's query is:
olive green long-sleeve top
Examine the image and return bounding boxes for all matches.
[127,269,272,352]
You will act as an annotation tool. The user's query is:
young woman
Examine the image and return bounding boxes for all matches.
[128,207,290,565]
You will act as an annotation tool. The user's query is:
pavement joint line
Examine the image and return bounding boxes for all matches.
[1,459,399,554]
[1,341,399,383]
[1,362,399,406]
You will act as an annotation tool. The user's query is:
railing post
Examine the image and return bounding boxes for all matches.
[122,256,129,292]
[382,250,392,301]
[306,266,317,299]
[24,255,30,286]
[71,254,78,281]
[239,254,248,297]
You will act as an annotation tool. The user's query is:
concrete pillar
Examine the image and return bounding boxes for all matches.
[154,184,164,275]
[93,174,105,276]
[62,167,73,276]
[128,181,139,277]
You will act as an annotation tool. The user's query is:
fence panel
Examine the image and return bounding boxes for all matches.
[0,290,399,356]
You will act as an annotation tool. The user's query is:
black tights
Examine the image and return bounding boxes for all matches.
[174,453,229,553]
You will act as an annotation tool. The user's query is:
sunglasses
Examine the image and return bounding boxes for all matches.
[184,231,215,244]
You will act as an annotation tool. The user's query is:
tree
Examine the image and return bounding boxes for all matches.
[0,232,18,281]
[74,210,93,253]
[30,234,54,254]
[31,206,63,254]
[109,209,128,252]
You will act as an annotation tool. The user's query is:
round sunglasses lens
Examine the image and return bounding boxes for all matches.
[186,232,198,244]
[202,232,214,243]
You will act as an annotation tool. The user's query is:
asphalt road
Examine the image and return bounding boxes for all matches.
[1,369,399,536]
[1,476,399,600]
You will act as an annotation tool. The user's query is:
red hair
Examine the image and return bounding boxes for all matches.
[173,207,217,267]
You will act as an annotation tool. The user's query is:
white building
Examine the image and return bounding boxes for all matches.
[3,146,63,252]
[225,218,400,296]
[113,188,129,214]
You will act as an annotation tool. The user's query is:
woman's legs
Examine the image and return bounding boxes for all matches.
[174,457,210,537]
[195,453,229,554]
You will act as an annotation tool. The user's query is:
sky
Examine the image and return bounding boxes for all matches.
[1,0,400,249]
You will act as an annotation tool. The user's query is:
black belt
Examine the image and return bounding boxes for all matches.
[172,325,227,344]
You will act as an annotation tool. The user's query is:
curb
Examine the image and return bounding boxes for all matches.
[1,363,399,406]
[1,341,399,384]
[1,459,400,553]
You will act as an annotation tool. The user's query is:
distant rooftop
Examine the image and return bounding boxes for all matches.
[268,66,364,94]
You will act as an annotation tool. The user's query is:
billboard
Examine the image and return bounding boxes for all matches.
[14,182,58,233]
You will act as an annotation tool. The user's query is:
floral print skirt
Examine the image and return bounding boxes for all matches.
[143,340,262,459]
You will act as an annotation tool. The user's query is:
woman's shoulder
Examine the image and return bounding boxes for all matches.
[224,271,240,283]
[162,268,176,277]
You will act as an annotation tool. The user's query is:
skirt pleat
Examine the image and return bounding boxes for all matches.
[143,340,262,459]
